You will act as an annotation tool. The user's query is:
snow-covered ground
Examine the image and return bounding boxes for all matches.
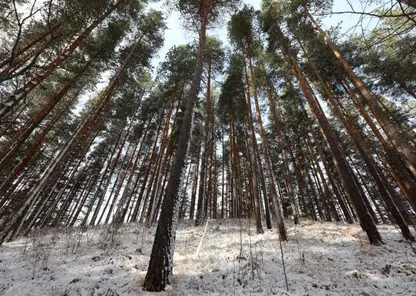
[0,219,415,296]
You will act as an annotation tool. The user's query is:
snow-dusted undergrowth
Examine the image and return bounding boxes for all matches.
[0,220,415,296]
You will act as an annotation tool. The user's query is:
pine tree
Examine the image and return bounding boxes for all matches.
[143,0,240,291]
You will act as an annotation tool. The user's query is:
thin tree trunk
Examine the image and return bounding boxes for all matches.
[242,58,264,234]
[179,163,192,221]
[145,90,180,227]
[0,62,90,160]
[0,23,61,69]
[341,80,416,207]
[0,93,77,197]
[304,6,416,180]
[0,45,133,243]
[143,14,207,291]
[221,127,226,218]
[288,143,310,218]
[115,121,150,223]
[89,124,132,226]
[255,143,272,229]
[248,55,286,237]
[276,25,382,244]
[0,0,124,119]
[130,115,164,222]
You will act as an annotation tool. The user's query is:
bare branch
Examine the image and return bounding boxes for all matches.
[9,0,42,64]
[316,10,416,19]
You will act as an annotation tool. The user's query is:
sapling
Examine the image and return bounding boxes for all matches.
[29,229,52,277]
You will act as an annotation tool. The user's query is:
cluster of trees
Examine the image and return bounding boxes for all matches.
[0,0,415,292]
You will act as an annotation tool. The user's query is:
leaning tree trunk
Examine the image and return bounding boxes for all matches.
[287,143,310,219]
[130,114,164,222]
[114,120,150,223]
[276,25,383,245]
[0,43,133,244]
[248,56,286,238]
[242,58,264,234]
[195,61,212,226]
[305,136,334,221]
[0,62,90,164]
[142,15,207,292]
[0,0,124,119]
[330,96,414,240]
[341,80,416,208]
[0,93,77,198]
[0,23,61,69]
[147,101,181,227]
[304,6,416,180]
[265,79,299,224]
[308,124,355,223]
[255,146,272,229]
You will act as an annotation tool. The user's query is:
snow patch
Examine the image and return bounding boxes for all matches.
[0,220,415,295]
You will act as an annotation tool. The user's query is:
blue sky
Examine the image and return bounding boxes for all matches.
[149,0,260,68]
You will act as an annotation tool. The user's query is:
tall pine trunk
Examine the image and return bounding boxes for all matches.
[0,0,124,119]
[276,25,383,245]
[242,58,264,234]
[304,6,416,180]
[248,54,286,238]
[142,15,207,292]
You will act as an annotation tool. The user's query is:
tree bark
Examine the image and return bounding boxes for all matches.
[304,6,416,180]
[0,0,124,119]
[275,25,382,245]
[143,13,207,291]
[249,58,286,238]
[242,58,264,234]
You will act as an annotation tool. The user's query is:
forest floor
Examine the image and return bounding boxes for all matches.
[0,219,415,296]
